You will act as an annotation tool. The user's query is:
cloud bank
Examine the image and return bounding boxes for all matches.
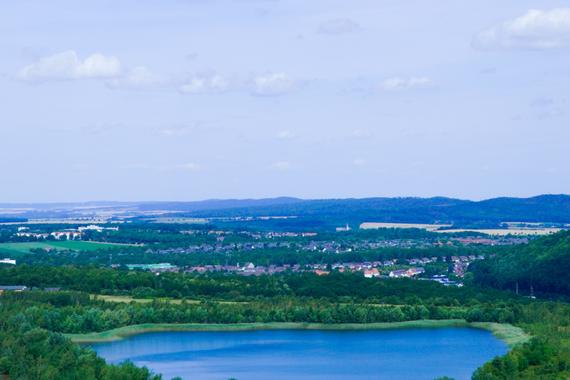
[380,77,434,91]
[106,66,162,89]
[18,50,121,81]
[318,18,360,35]
[252,72,294,96]
[179,74,229,94]
[473,8,570,50]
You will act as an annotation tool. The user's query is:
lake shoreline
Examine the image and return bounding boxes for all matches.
[68,319,530,347]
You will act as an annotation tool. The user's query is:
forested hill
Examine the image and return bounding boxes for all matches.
[2,194,570,227]
[470,231,570,296]
[166,194,570,226]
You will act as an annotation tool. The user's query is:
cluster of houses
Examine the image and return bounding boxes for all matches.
[15,225,119,241]
[123,252,485,280]
[150,238,444,257]
[127,260,437,281]
[450,236,529,246]
[159,227,528,257]
[138,227,532,260]
[389,267,426,278]
[449,255,484,277]
[125,263,179,273]
[16,230,80,240]
[186,263,300,276]
[141,257,467,281]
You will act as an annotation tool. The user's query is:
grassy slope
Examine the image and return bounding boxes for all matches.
[0,241,130,255]
[68,319,530,346]
[91,294,246,305]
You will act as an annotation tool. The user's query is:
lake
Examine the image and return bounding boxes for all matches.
[90,328,507,380]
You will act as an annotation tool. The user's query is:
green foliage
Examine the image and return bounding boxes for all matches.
[0,263,569,379]
[0,325,160,380]
[471,231,570,296]
[0,265,514,303]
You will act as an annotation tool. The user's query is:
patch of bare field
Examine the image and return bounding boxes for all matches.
[359,222,451,231]
[435,228,562,236]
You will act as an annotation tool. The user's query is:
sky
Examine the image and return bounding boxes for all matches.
[1,0,569,202]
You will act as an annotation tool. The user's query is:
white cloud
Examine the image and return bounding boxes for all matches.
[473,8,570,50]
[106,66,162,89]
[176,162,201,171]
[252,72,294,96]
[276,130,296,140]
[352,158,366,166]
[159,126,193,137]
[351,129,373,139]
[380,77,434,91]
[121,162,201,171]
[18,50,121,81]
[177,72,297,97]
[179,74,229,94]
[530,97,555,108]
[318,18,360,35]
[272,161,291,170]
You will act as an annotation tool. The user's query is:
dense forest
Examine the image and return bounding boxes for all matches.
[0,262,569,378]
[0,290,513,334]
[470,231,570,296]
[0,266,509,302]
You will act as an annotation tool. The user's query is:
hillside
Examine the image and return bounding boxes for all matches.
[2,195,570,228]
[470,231,570,296]
[173,194,570,227]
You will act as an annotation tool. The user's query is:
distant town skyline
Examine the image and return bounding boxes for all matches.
[1,1,569,202]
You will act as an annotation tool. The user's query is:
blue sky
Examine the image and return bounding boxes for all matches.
[1,1,569,202]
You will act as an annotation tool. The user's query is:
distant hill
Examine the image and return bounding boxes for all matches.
[2,195,570,228]
[163,194,570,227]
[136,197,302,213]
[449,194,570,224]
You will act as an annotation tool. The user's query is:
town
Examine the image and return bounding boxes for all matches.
[0,219,512,290]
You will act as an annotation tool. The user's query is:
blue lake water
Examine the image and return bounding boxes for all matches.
[90,328,507,380]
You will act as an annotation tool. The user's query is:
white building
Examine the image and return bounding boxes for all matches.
[0,258,16,265]
[50,231,82,240]
[78,225,119,233]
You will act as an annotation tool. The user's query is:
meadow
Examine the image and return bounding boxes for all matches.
[0,241,129,256]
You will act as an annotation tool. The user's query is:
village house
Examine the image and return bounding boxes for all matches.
[78,225,119,233]
[51,231,82,240]
[126,263,179,273]
[389,267,425,278]
[364,268,380,278]
[389,269,408,278]
[0,285,28,294]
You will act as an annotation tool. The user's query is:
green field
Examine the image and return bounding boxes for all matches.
[66,319,530,346]
[0,241,130,256]
[92,294,246,305]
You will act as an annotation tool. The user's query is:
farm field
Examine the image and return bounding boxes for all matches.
[146,217,209,224]
[0,218,112,225]
[359,222,563,236]
[359,222,451,231]
[0,241,132,256]
[434,228,562,236]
